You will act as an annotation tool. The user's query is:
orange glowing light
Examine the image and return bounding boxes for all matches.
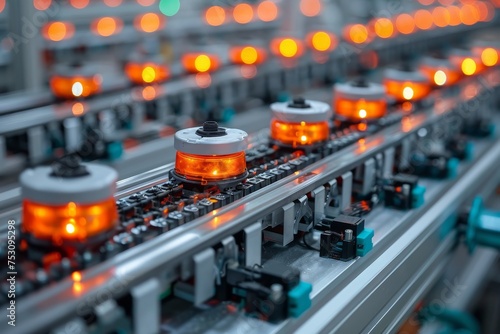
[384,80,431,102]
[373,18,394,38]
[270,119,329,148]
[42,22,75,42]
[414,9,434,30]
[137,0,155,5]
[460,4,479,25]
[135,13,164,33]
[300,0,321,17]
[461,58,477,76]
[271,38,304,59]
[447,6,461,26]
[257,1,278,22]
[182,53,220,73]
[69,0,89,9]
[195,73,212,88]
[438,0,454,4]
[395,13,415,34]
[307,31,338,52]
[233,3,254,24]
[72,102,85,116]
[50,75,101,99]
[175,151,247,182]
[344,24,369,44]
[103,0,122,7]
[418,0,435,5]
[34,0,52,10]
[22,198,117,243]
[125,61,169,84]
[434,70,447,86]
[240,65,257,79]
[335,98,387,121]
[475,1,494,22]
[432,7,451,27]
[142,86,157,100]
[0,0,5,13]
[230,46,267,65]
[205,6,226,26]
[91,17,123,37]
[72,271,82,282]
[480,48,499,67]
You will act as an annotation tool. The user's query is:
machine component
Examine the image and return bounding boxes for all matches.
[383,173,426,210]
[170,121,249,188]
[466,196,500,252]
[409,152,459,179]
[449,48,485,77]
[333,80,387,122]
[319,215,374,261]
[224,261,312,321]
[125,55,170,85]
[49,64,102,99]
[20,156,118,250]
[384,68,431,102]
[419,55,461,86]
[269,97,331,149]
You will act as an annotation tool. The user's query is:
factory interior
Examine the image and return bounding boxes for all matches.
[1,0,500,333]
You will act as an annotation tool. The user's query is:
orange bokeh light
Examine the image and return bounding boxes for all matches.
[175,151,247,182]
[103,0,122,7]
[134,13,164,33]
[460,4,480,25]
[50,75,101,99]
[432,7,451,27]
[414,9,434,30]
[233,3,254,24]
[34,0,52,10]
[307,31,338,52]
[373,18,395,38]
[384,80,431,102]
[447,6,462,26]
[257,1,278,22]
[344,24,370,44]
[42,22,75,42]
[91,17,123,37]
[230,46,267,65]
[395,13,415,34]
[205,6,226,26]
[300,0,321,17]
[69,0,89,9]
[137,0,156,6]
[271,37,304,58]
[182,53,220,73]
[125,62,169,85]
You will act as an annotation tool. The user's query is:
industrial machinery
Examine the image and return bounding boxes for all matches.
[1,1,500,334]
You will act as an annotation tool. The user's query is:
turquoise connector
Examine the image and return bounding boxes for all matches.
[446,158,460,179]
[411,185,426,208]
[107,141,124,161]
[356,228,374,257]
[464,142,474,161]
[277,92,291,102]
[467,197,500,252]
[220,107,235,123]
[288,281,312,318]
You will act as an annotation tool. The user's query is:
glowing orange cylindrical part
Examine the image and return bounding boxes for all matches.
[229,46,267,65]
[125,62,170,85]
[175,151,246,182]
[270,119,329,147]
[335,98,387,121]
[420,64,461,86]
[182,53,220,73]
[384,80,431,102]
[22,198,117,243]
[50,75,101,99]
